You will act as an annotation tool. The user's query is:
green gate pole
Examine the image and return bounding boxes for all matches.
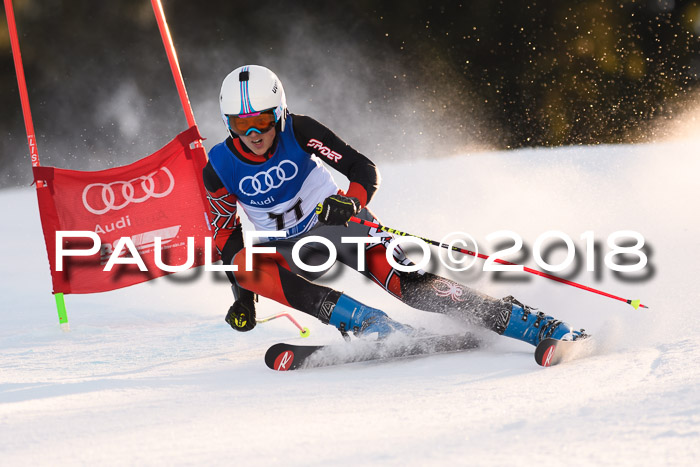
[54,293,70,331]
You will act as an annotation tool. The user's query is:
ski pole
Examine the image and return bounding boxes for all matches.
[257,313,310,337]
[347,216,648,310]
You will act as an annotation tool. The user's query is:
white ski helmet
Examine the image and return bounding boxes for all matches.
[219,65,288,134]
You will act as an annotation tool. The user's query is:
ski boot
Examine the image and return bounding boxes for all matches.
[324,293,413,339]
[501,297,585,346]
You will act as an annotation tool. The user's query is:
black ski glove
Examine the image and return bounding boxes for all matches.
[225,288,257,332]
[316,194,361,226]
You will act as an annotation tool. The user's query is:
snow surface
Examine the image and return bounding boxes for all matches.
[2,140,700,466]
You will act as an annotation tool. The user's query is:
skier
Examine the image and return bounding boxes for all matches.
[203,65,584,345]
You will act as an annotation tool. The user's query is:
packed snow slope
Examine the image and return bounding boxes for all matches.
[2,140,699,466]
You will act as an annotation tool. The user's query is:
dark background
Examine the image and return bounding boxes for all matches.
[2,0,699,188]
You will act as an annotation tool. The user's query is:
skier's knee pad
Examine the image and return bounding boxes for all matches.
[399,272,512,333]
[398,271,471,310]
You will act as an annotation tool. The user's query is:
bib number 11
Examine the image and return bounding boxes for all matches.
[268,198,304,231]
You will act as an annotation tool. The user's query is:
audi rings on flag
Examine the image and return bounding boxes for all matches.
[81,167,175,215]
[238,160,298,197]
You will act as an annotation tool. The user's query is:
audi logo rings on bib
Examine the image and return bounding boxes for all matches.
[82,167,175,215]
[239,160,299,197]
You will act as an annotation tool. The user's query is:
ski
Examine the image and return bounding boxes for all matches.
[534,336,593,367]
[265,332,482,371]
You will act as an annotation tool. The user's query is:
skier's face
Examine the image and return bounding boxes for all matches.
[239,127,277,155]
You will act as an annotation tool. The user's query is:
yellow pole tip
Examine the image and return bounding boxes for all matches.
[300,327,310,338]
[630,299,641,310]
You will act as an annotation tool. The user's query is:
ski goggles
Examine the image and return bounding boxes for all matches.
[226,109,277,136]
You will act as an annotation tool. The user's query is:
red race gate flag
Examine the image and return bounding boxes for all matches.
[33,126,217,294]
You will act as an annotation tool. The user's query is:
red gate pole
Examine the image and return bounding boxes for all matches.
[4,0,41,184]
[150,0,202,148]
[4,0,70,330]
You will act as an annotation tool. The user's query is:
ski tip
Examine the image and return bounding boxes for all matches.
[539,343,557,367]
[534,338,559,367]
[534,335,594,367]
[265,344,297,371]
[272,349,296,371]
